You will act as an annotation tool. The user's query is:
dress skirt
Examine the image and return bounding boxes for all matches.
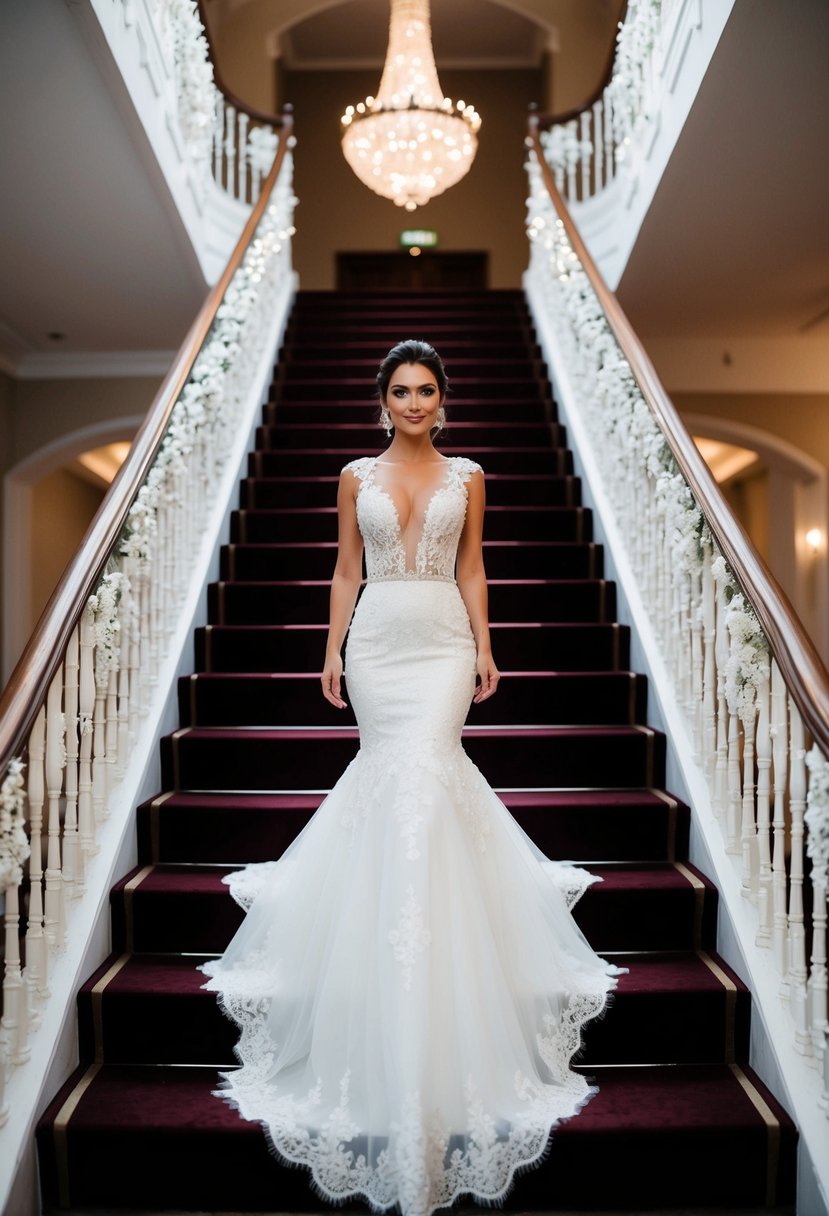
[200,578,623,1216]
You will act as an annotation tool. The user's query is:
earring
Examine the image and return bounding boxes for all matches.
[379,407,393,436]
[433,406,446,432]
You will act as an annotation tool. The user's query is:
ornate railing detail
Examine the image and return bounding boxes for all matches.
[525,140,829,1113]
[0,139,296,1125]
[539,0,662,201]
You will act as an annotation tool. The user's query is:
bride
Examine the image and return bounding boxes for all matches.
[200,340,624,1216]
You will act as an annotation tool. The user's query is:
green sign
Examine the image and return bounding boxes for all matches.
[400,229,439,248]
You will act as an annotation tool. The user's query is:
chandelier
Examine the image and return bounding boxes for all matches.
[341,0,481,211]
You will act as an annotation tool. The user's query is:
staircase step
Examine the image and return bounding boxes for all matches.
[229,504,592,543]
[207,579,616,626]
[221,540,601,581]
[136,789,689,867]
[110,862,717,956]
[36,1061,795,1211]
[160,725,665,791]
[276,357,548,381]
[194,621,631,674]
[270,377,545,400]
[249,447,574,476]
[255,421,563,449]
[240,472,579,508]
[177,671,647,728]
[77,948,746,1068]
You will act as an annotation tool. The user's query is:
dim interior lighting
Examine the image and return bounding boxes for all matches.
[805,527,823,553]
[409,246,422,256]
[341,0,480,211]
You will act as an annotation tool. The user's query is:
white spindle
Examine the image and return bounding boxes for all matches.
[238,111,250,203]
[754,676,772,943]
[770,661,789,976]
[62,626,82,895]
[579,110,590,200]
[44,670,65,950]
[78,608,96,860]
[25,708,48,1003]
[225,103,237,199]
[788,700,810,1053]
[593,99,603,192]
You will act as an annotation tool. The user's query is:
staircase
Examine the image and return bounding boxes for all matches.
[36,290,797,1213]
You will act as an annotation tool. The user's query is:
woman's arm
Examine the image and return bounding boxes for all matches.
[456,470,500,703]
[321,469,364,708]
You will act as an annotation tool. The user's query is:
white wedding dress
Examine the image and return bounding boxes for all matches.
[200,454,624,1216]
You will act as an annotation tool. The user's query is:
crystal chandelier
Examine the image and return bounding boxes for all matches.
[341,0,481,211]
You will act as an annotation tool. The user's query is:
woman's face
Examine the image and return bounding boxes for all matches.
[384,362,442,435]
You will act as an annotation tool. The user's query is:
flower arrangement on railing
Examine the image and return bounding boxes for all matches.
[525,151,829,1100]
[0,760,28,890]
[161,0,218,180]
[0,149,296,1110]
[538,0,662,196]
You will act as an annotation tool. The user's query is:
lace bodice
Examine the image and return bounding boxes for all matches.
[344,455,483,582]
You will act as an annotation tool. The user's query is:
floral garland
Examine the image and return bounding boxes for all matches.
[0,758,29,890]
[540,0,661,178]
[805,746,829,881]
[165,0,218,176]
[86,572,127,691]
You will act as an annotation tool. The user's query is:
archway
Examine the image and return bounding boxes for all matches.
[688,414,829,662]
[2,417,142,684]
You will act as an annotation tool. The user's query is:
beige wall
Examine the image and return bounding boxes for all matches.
[29,468,105,631]
[673,392,829,473]
[285,67,543,289]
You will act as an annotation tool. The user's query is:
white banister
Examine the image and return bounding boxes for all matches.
[525,143,829,1133]
[0,136,296,1151]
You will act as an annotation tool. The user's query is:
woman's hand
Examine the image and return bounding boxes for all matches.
[473,650,500,703]
[321,652,348,709]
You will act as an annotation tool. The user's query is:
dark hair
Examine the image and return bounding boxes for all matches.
[375,339,448,403]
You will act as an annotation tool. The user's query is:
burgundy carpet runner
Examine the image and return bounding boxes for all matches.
[36,290,797,1212]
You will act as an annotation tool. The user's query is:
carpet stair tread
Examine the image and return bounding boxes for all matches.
[75,948,749,1068]
[136,787,690,867]
[240,473,579,507]
[178,670,647,727]
[250,448,575,476]
[110,860,719,955]
[36,1062,795,1211]
[207,578,616,626]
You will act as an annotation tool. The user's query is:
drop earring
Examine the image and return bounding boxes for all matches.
[379,407,393,437]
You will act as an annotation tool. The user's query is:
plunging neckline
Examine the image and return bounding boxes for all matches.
[370,455,452,536]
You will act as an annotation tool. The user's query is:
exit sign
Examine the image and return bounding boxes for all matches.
[400,229,439,248]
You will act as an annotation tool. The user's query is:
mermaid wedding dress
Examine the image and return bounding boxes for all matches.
[200,455,624,1216]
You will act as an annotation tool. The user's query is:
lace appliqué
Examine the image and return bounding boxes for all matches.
[388,885,432,991]
[343,456,482,583]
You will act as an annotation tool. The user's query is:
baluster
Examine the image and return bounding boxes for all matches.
[726,707,742,855]
[603,92,614,182]
[105,665,119,799]
[2,865,29,1067]
[788,700,810,1052]
[579,110,590,200]
[25,707,48,1005]
[690,568,704,761]
[770,661,789,979]
[117,575,131,774]
[754,675,772,943]
[714,580,730,822]
[44,669,66,950]
[593,99,603,191]
[213,94,224,188]
[701,554,716,780]
[225,103,237,200]
[238,111,250,203]
[62,626,82,895]
[809,867,828,1063]
[92,625,108,825]
[78,608,96,859]
[565,120,577,200]
[740,693,758,898]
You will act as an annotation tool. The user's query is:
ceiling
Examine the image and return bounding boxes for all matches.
[617,0,829,340]
[0,0,207,370]
[1,0,826,372]
[281,0,548,69]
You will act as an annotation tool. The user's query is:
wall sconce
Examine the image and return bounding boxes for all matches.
[805,527,823,554]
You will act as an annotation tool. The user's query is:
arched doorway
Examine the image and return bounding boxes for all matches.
[2,419,140,684]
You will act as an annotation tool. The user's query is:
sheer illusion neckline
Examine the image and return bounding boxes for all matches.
[368,455,453,542]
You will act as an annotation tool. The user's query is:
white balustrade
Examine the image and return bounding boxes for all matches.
[526,151,829,1114]
[539,0,663,203]
[0,144,296,1117]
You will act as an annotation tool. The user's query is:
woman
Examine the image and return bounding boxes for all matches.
[200,340,624,1216]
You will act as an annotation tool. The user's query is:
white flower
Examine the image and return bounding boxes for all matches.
[805,746,829,878]
[0,757,29,889]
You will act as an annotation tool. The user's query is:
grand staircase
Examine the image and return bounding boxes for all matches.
[36,290,797,1212]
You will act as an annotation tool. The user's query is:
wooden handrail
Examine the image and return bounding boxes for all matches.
[0,108,294,775]
[527,116,829,754]
[533,0,628,130]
